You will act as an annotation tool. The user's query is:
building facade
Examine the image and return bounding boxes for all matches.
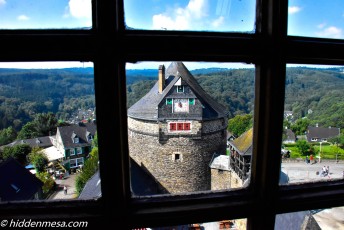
[128,62,228,194]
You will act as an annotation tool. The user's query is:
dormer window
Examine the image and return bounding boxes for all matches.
[177,85,184,93]
[189,98,195,105]
[72,132,79,143]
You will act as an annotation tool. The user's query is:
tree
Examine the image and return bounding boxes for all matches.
[328,133,344,148]
[2,144,32,165]
[92,132,98,148]
[36,171,55,194]
[33,112,58,136]
[28,147,48,173]
[227,114,253,137]
[0,126,17,145]
[75,147,99,195]
[17,121,39,139]
[296,140,311,156]
[290,118,310,135]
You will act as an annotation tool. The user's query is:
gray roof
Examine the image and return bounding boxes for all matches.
[4,136,53,149]
[0,158,43,201]
[275,210,321,230]
[306,126,340,142]
[285,129,296,141]
[78,158,167,199]
[78,170,101,200]
[57,123,96,149]
[128,62,228,121]
[209,153,230,171]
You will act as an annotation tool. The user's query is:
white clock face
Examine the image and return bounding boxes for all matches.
[173,99,189,113]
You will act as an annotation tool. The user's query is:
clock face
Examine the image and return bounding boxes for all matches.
[173,99,189,113]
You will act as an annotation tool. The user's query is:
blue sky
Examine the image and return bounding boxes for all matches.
[0,0,343,69]
[0,0,91,29]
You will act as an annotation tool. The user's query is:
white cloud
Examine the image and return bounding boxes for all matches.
[17,15,29,21]
[288,6,301,14]
[152,0,208,30]
[65,0,91,19]
[317,23,326,29]
[0,0,6,6]
[317,26,342,39]
[212,16,224,28]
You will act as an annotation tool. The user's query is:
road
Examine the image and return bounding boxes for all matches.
[48,173,78,200]
[281,161,344,183]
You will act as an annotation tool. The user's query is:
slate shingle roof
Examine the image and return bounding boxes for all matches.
[128,62,228,121]
[57,123,96,149]
[78,170,101,200]
[306,126,340,142]
[4,136,53,149]
[0,158,43,201]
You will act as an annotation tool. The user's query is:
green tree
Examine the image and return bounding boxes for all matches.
[92,132,98,148]
[328,133,344,148]
[0,126,17,145]
[17,121,39,139]
[33,112,58,136]
[296,140,311,156]
[227,114,253,137]
[2,144,32,165]
[75,147,99,195]
[28,147,48,173]
[290,118,310,135]
[36,171,55,194]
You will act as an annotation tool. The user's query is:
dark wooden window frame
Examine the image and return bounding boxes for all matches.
[0,0,343,229]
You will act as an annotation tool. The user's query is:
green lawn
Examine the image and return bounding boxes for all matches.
[285,144,344,160]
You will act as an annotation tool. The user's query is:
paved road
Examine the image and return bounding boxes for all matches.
[48,173,78,200]
[281,161,344,183]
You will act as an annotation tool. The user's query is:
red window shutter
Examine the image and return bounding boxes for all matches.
[170,123,176,131]
[177,123,184,130]
[184,123,190,130]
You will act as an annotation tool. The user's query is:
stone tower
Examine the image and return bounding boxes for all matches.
[128,62,228,194]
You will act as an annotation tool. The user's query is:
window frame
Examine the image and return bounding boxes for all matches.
[0,0,343,229]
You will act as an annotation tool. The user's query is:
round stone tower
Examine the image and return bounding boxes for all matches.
[128,62,228,194]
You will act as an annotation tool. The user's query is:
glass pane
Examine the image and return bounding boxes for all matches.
[275,207,344,229]
[127,61,255,195]
[124,0,255,32]
[288,0,344,39]
[0,0,92,29]
[133,218,248,229]
[0,62,100,201]
[280,64,344,185]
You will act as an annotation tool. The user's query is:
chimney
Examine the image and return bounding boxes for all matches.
[158,65,165,93]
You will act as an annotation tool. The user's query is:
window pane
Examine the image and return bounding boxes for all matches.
[124,0,255,32]
[127,61,255,195]
[280,64,344,185]
[288,0,344,39]
[275,207,344,229]
[0,62,100,201]
[0,0,92,29]
[133,218,248,229]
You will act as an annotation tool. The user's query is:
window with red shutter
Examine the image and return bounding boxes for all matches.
[170,123,176,131]
[184,123,190,130]
[177,123,184,130]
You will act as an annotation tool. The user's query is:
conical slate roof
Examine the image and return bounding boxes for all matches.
[128,62,228,120]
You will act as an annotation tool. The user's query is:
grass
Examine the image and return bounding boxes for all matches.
[285,143,344,160]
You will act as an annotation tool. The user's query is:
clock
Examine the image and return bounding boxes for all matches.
[173,99,189,113]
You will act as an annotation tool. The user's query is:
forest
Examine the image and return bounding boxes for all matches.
[0,66,343,145]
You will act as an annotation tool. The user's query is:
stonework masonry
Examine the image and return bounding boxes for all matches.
[211,168,243,191]
[128,117,227,194]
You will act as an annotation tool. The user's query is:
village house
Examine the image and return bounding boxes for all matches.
[306,125,340,143]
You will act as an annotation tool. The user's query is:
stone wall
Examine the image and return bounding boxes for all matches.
[128,117,227,194]
[211,168,244,191]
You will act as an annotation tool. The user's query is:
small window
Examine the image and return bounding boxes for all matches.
[177,123,184,130]
[189,98,195,105]
[76,147,82,154]
[184,123,190,130]
[170,123,176,131]
[166,98,173,105]
[175,154,180,161]
[74,138,79,143]
[177,85,184,93]
[70,149,76,156]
